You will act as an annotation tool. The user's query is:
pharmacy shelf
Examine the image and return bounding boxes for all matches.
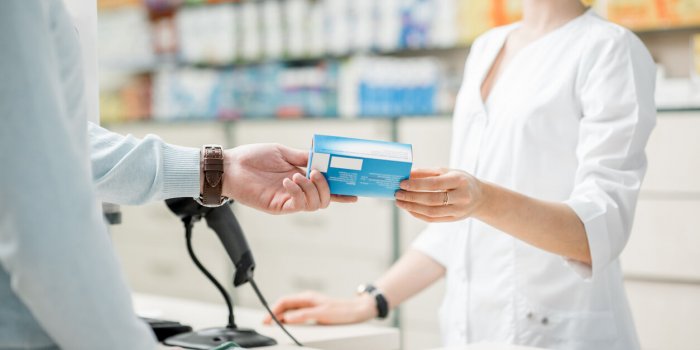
[102,45,471,76]
[100,106,700,128]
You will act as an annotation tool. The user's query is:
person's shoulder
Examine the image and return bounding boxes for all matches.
[579,10,647,54]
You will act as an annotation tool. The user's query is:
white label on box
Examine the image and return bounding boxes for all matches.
[311,153,330,173]
[330,156,363,171]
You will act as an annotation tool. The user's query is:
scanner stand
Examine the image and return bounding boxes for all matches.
[163,326,276,349]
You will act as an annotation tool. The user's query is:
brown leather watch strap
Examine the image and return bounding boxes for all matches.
[199,145,228,206]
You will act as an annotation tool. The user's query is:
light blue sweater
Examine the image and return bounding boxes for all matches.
[0,1,200,348]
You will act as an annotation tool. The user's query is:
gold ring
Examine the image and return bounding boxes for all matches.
[443,191,449,206]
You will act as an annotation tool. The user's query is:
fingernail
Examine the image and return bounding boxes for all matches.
[400,181,409,190]
[395,191,404,200]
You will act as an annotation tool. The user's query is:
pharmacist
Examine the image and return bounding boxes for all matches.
[0,1,355,349]
[267,1,656,349]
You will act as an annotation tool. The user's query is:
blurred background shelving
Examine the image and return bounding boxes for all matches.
[98,0,700,124]
[99,1,700,350]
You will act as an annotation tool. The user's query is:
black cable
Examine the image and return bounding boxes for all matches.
[182,214,302,347]
[183,217,237,329]
[249,278,303,347]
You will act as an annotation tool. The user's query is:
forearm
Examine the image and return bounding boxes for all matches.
[475,181,591,265]
[375,250,445,309]
[89,122,200,204]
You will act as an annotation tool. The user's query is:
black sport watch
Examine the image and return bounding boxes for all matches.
[357,284,389,320]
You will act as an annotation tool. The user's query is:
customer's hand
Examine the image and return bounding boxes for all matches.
[222,144,356,214]
[395,168,485,222]
[263,291,376,325]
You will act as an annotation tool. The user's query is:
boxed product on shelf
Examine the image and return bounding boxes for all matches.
[176,4,238,64]
[284,0,312,58]
[98,6,156,72]
[240,1,263,61]
[99,75,152,123]
[152,67,221,120]
[607,0,700,30]
[340,56,445,118]
[262,0,285,59]
[149,61,340,120]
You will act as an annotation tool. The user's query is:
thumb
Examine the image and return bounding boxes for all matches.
[410,168,446,179]
[279,145,309,167]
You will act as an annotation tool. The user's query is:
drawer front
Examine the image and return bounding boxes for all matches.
[234,252,390,308]
[622,200,700,280]
[643,114,700,193]
[111,203,233,303]
[107,122,229,147]
[231,119,393,149]
[234,199,394,262]
[396,117,452,170]
[400,329,443,350]
[625,280,700,350]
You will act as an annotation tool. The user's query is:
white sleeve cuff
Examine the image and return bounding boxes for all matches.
[563,197,612,281]
[161,143,201,199]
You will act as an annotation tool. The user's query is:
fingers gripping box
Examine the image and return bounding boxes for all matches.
[306,134,413,199]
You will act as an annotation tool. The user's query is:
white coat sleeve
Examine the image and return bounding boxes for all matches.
[0,1,156,348]
[563,29,657,279]
[89,122,200,205]
[411,222,464,267]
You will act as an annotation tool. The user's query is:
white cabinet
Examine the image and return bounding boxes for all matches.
[229,119,394,149]
[622,200,700,280]
[622,112,700,350]
[626,281,700,350]
[643,113,700,193]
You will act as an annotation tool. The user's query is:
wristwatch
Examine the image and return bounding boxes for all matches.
[196,144,229,207]
[357,284,389,320]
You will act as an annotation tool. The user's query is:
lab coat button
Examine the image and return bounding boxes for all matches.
[541,317,549,325]
[526,312,533,320]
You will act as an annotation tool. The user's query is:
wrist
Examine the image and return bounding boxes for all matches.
[472,179,494,221]
[221,148,236,199]
[354,293,378,322]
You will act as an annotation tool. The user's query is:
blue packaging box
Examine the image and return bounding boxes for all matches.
[306,134,413,199]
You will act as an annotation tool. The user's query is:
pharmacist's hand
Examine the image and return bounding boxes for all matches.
[263,291,376,325]
[223,144,357,214]
[395,168,485,222]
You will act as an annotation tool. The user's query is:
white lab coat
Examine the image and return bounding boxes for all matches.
[413,10,656,349]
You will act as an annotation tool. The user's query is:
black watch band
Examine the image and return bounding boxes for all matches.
[357,284,389,319]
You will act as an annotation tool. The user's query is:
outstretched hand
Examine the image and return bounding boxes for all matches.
[222,144,356,214]
[395,168,484,222]
[263,291,376,325]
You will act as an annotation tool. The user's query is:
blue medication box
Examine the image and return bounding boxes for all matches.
[306,134,413,199]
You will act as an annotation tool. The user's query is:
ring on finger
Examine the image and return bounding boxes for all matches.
[442,191,450,206]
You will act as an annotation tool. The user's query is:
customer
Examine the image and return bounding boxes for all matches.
[266,1,655,349]
[0,1,352,349]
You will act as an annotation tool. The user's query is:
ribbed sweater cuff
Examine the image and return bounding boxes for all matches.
[162,144,200,199]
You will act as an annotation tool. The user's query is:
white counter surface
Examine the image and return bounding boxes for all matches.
[133,293,399,350]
